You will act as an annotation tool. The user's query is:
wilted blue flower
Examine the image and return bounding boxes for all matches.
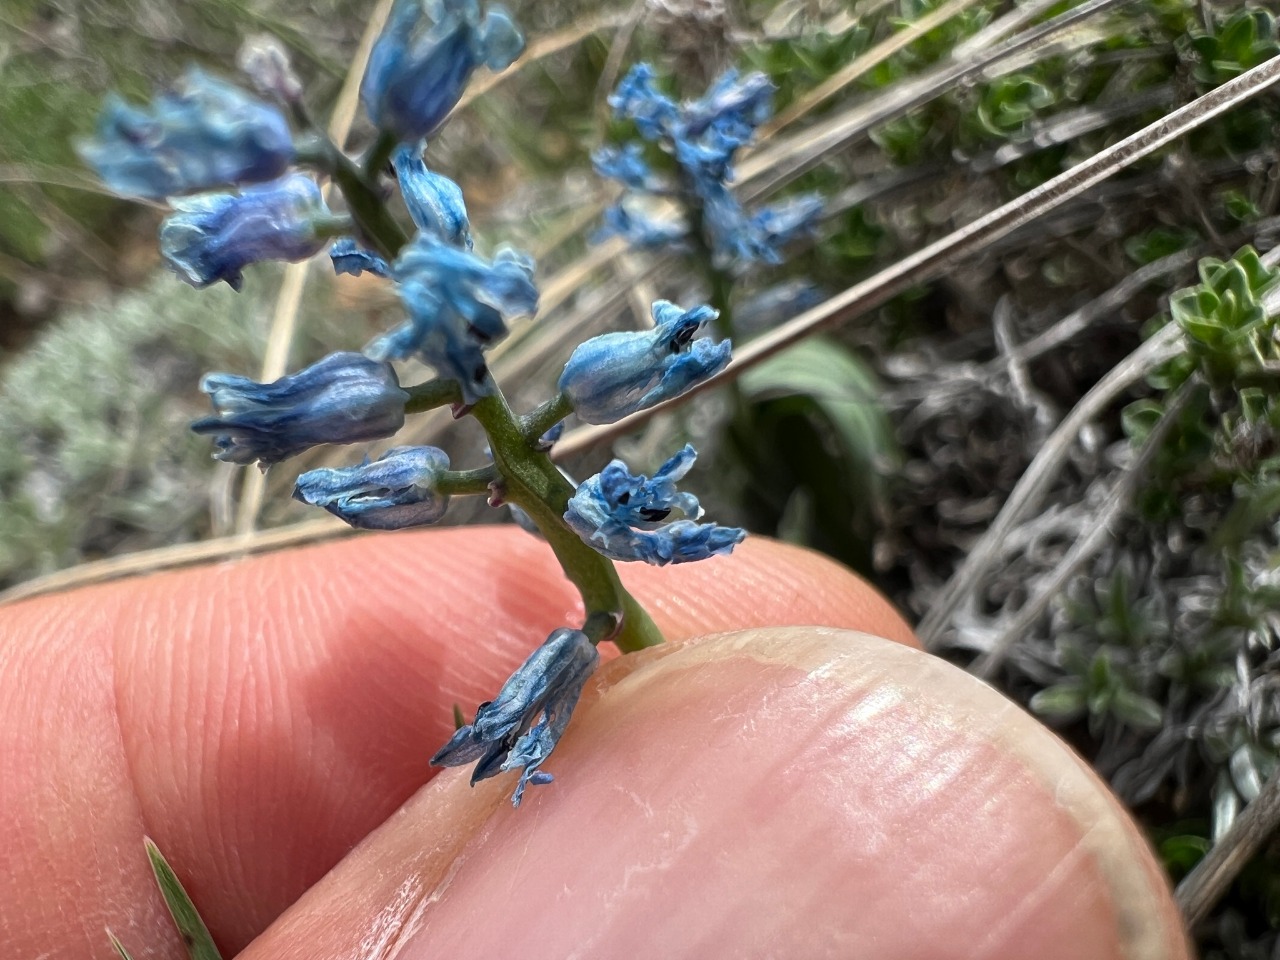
[361,0,524,142]
[595,198,689,250]
[192,351,408,466]
[293,445,451,529]
[559,299,730,424]
[392,144,472,248]
[78,67,294,200]
[592,143,666,194]
[368,234,538,403]
[564,444,746,564]
[600,64,822,269]
[607,63,679,141]
[161,174,333,289]
[432,627,598,806]
[330,237,391,278]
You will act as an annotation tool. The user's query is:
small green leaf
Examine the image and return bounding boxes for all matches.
[1029,682,1086,720]
[144,837,224,960]
[107,931,137,960]
[1112,688,1165,731]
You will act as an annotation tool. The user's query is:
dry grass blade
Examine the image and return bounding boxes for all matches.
[969,377,1199,677]
[553,53,1280,462]
[0,518,349,605]
[739,0,1137,197]
[760,0,982,136]
[1177,767,1280,929]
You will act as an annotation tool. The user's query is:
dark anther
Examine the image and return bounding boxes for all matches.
[616,491,631,504]
[639,507,671,522]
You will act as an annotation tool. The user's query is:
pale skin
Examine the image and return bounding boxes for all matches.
[1,528,1189,960]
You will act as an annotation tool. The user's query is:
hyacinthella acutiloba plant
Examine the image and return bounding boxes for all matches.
[67,3,1214,957]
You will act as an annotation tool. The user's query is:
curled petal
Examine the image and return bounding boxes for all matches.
[559,299,729,424]
[160,174,332,289]
[432,627,598,806]
[293,445,450,529]
[564,444,745,565]
[330,237,391,278]
[191,351,407,466]
[78,67,294,200]
[608,63,679,141]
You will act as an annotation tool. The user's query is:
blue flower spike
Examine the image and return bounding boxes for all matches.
[161,173,335,289]
[361,0,525,143]
[78,67,294,200]
[294,445,451,529]
[559,299,731,424]
[599,63,823,270]
[565,444,746,565]
[432,627,598,806]
[192,352,409,467]
[367,234,538,404]
[392,143,472,248]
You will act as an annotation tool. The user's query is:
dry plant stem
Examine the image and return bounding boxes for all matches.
[969,378,1200,678]
[553,53,1280,461]
[1177,767,1280,929]
[234,0,395,537]
[739,0,1137,197]
[917,323,1184,647]
[998,247,1201,367]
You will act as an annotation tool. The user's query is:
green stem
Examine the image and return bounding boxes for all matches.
[404,377,463,413]
[296,133,409,259]
[520,392,574,444]
[470,390,665,653]
[364,130,399,179]
[436,465,499,496]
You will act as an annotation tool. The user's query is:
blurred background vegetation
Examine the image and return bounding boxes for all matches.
[5,0,1280,954]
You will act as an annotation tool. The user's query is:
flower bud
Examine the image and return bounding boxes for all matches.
[293,445,451,529]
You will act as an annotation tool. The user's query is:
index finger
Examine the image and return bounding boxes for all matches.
[0,526,914,960]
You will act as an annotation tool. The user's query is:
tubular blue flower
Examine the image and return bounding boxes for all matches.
[78,67,294,200]
[160,174,334,289]
[192,351,408,466]
[559,299,730,424]
[367,234,538,404]
[293,445,451,529]
[361,0,524,142]
[432,627,598,806]
[564,444,746,565]
[329,237,391,278]
[678,68,774,147]
[595,199,689,250]
[392,144,472,248]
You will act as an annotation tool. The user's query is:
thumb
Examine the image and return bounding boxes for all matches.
[240,627,1189,960]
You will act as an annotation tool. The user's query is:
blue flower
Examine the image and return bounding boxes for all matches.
[559,299,730,424]
[595,199,689,250]
[592,143,666,194]
[192,352,408,466]
[564,444,746,564]
[78,67,294,200]
[601,64,823,269]
[607,63,679,141]
[330,238,391,278]
[361,0,524,142]
[367,234,538,404]
[160,174,333,289]
[392,143,472,248]
[293,445,451,529]
[432,627,598,806]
